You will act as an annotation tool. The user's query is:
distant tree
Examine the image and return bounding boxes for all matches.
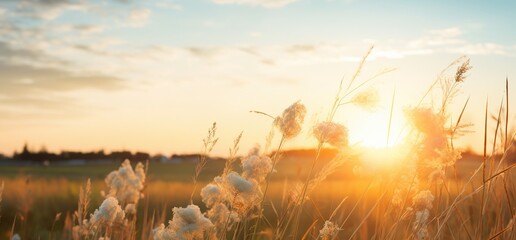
[134,152,150,162]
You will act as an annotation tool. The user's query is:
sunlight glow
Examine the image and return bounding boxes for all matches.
[347,110,405,149]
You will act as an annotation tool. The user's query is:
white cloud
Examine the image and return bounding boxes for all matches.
[408,27,465,49]
[155,0,183,10]
[126,8,151,27]
[448,43,506,55]
[56,24,105,35]
[6,0,88,20]
[211,0,299,8]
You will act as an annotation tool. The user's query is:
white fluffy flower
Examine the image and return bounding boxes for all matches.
[105,160,146,205]
[406,108,445,136]
[89,197,125,227]
[313,121,348,147]
[201,183,227,208]
[153,205,214,240]
[226,172,254,194]
[274,101,307,139]
[319,220,339,239]
[206,202,239,229]
[125,203,137,215]
[351,89,379,111]
[222,172,262,213]
[153,223,177,240]
[412,190,434,211]
[414,209,430,226]
[241,147,272,182]
[413,209,430,240]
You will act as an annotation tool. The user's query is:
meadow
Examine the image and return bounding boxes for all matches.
[0,53,515,240]
[1,154,504,240]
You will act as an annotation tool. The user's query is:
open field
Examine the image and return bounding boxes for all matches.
[1,153,514,239]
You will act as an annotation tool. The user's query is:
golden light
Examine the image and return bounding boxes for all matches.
[341,109,410,170]
[347,110,406,149]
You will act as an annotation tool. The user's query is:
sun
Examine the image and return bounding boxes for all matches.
[346,110,406,149]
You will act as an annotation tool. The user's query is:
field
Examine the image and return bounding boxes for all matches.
[1,151,514,239]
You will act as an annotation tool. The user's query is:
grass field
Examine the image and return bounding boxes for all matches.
[2,153,512,240]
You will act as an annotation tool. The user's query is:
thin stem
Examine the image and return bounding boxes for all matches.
[291,142,324,239]
[252,136,286,240]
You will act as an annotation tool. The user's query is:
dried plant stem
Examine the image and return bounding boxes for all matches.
[252,136,285,240]
[291,142,324,239]
[190,122,218,204]
[478,97,489,239]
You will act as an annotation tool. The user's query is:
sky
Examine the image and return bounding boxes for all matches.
[1,0,516,156]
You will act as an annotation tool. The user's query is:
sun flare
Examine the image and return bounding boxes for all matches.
[346,110,406,149]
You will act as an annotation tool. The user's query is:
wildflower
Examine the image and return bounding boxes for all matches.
[414,209,430,227]
[411,190,433,239]
[413,209,430,240]
[89,197,125,227]
[226,172,254,194]
[406,107,461,168]
[313,121,348,147]
[439,148,462,167]
[153,224,176,240]
[104,160,146,205]
[171,205,214,238]
[289,183,310,204]
[222,172,262,215]
[206,202,239,229]
[319,220,339,240]
[153,205,214,240]
[406,107,445,138]
[241,147,272,182]
[455,59,471,82]
[274,101,307,139]
[351,89,379,111]
[200,183,227,208]
[428,168,445,184]
[125,203,136,215]
[412,190,434,211]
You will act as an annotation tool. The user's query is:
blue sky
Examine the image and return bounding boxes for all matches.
[0,0,515,155]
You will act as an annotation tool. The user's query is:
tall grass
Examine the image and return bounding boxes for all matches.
[0,50,515,239]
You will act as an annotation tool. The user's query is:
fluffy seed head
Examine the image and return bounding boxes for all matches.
[319,220,339,240]
[313,121,348,147]
[105,160,146,205]
[206,202,240,229]
[125,203,136,215]
[89,197,125,226]
[351,89,379,111]
[171,205,214,239]
[406,107,445,136]
[241,147,272,182]
[226,171,254,194]
[413,209,430,240]
[412,190,434,211]
[274,101,307,139]
[455,59,471,82]
[200,183,226,208]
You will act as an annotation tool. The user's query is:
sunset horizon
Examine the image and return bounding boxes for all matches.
[0,1,515,239]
